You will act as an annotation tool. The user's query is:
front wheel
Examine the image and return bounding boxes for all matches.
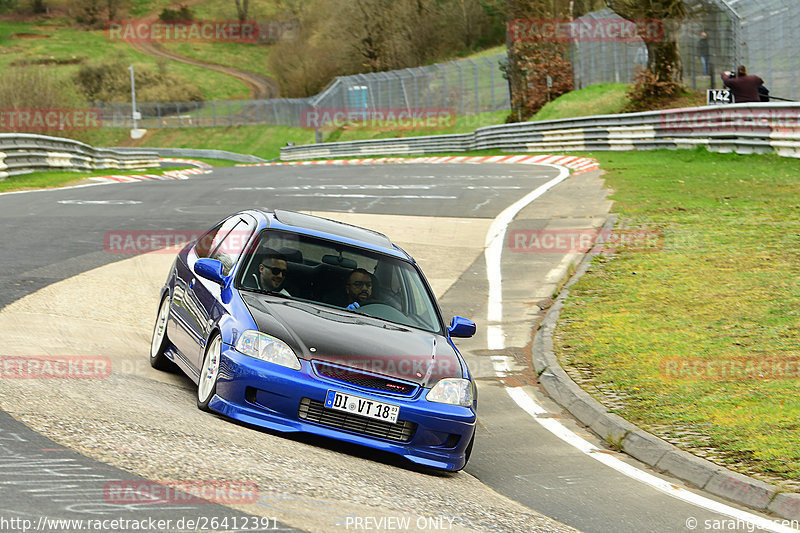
[150,295,175,370]
[197,334,222,411]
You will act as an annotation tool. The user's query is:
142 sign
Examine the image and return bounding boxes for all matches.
[707,89,733,105]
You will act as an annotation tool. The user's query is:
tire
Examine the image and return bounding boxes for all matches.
[197,334,222,411]
[150,295,175,370]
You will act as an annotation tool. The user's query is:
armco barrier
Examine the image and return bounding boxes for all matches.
[112,146,269,164]
[280,103,800,161]
[0,133,159,179]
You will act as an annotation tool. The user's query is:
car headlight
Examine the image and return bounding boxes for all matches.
[235,330,301,370]
[426,378,473,407]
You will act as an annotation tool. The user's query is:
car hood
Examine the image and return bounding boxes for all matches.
[241,292,463,386]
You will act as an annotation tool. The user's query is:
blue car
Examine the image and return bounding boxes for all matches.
[150,210,477,471]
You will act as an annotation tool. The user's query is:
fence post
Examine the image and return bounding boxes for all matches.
[451,61,464,115]
[466,58,479,115]
[435,63,447,110]
[486,57,495,111]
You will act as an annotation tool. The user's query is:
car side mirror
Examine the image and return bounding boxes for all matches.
[448,316,476,338]
[194,258,226,286]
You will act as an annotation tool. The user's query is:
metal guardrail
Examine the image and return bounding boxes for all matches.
[280,103,800,161]
[111,146,269,164]
[0,133,159,179]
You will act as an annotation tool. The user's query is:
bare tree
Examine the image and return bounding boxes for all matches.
[234,0,249,22]
[106,0,125,21]
[605,0,686,82]
[504,0,575,120]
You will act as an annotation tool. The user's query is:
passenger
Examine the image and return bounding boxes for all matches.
[256,250,290,296]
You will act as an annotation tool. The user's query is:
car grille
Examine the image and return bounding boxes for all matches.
[313,361,418,395]
[298,398,416,442]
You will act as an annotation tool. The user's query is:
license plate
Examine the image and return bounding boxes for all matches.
[324,390,400,424]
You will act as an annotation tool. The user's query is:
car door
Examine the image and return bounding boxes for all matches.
[184,214,257,372]
[168,221,228,373]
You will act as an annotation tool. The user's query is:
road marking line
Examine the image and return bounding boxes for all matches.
[484,165,798,533]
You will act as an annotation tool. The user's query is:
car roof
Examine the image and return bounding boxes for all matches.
[248,209,409,260]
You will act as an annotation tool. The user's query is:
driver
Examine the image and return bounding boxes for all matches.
[344,268,373,309]
[256,250,291,296]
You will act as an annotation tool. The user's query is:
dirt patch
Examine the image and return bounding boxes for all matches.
[10,32,49,39]
[12,55,86,66]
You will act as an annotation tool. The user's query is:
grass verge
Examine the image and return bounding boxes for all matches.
[0,165,192,193]
[84,111,507,160]
[554,148,800,484]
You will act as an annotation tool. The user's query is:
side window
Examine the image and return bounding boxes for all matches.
[401,266,438,331]
[195,216,255,276]
[195,218,239,259]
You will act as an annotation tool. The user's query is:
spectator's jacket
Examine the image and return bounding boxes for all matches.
[722,73,765,103]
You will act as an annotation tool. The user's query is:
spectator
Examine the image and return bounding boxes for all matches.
[721,66,764,103]
[697,31,709,76]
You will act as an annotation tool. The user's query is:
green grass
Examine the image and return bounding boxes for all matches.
[531,83,630,122]
[1,14,505,103]
[92,125,317,160]
[554,148,800,483]
[328,110,509,143]
[0,23,249,101]
[0,165,191,193]
[161,41,274,79]
[81,110,509,160]
[528,83,707,122]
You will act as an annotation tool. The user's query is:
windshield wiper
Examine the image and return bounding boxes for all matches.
[240,287,293,299]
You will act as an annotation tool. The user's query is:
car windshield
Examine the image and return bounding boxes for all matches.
[237,229,442,334]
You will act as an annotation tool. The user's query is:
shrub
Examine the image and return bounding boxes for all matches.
[74,57,203,103]
[624,66,683,112]
[507,42,574,121]
[159,4,192,22]
[0,66,91,140]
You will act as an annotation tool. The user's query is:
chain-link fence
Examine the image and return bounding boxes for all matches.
[310,56,510,117]
[94,54,511,129]
[719,0,799,101]
[572,1,799,102]
[95,98,312,129]
[93,1,797,130]
[569,9,650,89]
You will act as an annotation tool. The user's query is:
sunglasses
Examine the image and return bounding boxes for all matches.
[262,265,287,276]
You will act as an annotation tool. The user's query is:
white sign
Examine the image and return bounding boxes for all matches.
[707,89,734,105]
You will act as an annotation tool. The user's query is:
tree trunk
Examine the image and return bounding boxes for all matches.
[234,0,249,22]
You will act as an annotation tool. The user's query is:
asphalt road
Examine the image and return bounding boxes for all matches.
[0,163,785,533]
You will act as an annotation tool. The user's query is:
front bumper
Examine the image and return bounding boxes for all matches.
[209,345,476,471]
